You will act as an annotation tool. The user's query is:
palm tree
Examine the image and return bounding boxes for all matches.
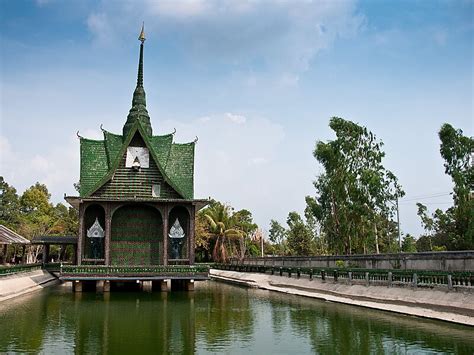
[204,203,242,263]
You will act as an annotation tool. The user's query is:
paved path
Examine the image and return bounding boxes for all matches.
[0,270,58,303]
[210,269,474,326]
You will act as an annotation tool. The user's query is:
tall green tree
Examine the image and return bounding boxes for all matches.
[268,219,287,255]
[203,202,242,263]
[416,124,473,250]
[401,234,417,253]
[438,123,473,248]
[286,212,314,256]
[306,117,404,255]
[0,176,21,229]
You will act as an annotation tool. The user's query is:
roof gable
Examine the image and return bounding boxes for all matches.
[84,120,190,198]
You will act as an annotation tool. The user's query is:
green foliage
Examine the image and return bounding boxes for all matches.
[0,178,79,262]
[0,177,21,229]
[196,200,260,263]
[306,117,404,255]
[286,211,314,256]
[335,260,345,268]
[268,219,287,255]
[401,234,417,253]
[416,124,473,251]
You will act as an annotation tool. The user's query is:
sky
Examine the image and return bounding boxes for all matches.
[0,0,472,238]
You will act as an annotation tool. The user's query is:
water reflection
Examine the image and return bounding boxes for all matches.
[0,282,472,354]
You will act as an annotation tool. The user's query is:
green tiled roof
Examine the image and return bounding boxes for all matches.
[80,138,109,196]
[166,143,195,199]
[79,122,195,199]
[78,39,196,200]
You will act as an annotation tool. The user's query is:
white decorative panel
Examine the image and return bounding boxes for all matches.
[152,184,161,197]
[87,218,104,239]
[125,147,149,168]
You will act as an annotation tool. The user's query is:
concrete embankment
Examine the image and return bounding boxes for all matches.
[210,269,474,326]
[0,270,58,302]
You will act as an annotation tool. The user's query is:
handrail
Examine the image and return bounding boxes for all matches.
[60,264,210,276]
[213,264,473,289]
[0,263,42,276]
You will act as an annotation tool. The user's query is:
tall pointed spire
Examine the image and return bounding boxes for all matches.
[123,23,152,139]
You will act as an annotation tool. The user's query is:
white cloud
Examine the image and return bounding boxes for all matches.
[145,0,211,18]
[0,135,79,203]
[225,112,246,124]
[158,113,288,221]
[87,13,114,45]
[86,0,363,80]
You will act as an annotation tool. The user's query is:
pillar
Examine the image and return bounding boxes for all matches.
[189,205,195,265]
[2,244,7,264]
[43,245,50,266]
[77,204,85,265]
[160,280,170,292]
[447,274,453,290]
[104,280,111,292]
[73,280,83,292]
[96,280,105,293]
[163,205,169,266]
[142,280,153,292]
[186,280,195,291]
[21,245,26,264]
[104,203,111,265]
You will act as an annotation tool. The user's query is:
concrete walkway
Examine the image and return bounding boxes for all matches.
[0,270,58,303]
[210,269,474,326]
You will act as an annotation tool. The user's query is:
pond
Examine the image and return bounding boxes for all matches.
[0,281,472,354]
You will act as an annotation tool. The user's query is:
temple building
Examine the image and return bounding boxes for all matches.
[64,27,208,290]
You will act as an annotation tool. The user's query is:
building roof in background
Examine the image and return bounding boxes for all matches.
[0,225,30,245]
[31,236,77,245]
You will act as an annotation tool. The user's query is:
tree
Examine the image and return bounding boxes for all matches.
[0,176,21,229]
[233,209,258,259]
[195,212,212,262]
[306,117,404,255]
[438,124,473,249]
[204,202,242,263]
[268,219,287,255]
[286,212,314,256]
[416,124,473,250]
[401,234,417,253]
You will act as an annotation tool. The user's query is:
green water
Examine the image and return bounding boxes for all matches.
[0,281,472,354]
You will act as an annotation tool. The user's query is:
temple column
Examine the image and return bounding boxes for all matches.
[163,205,169,266]
[189,205,195,265]
[104,203,111,265]
[77,204,85,265]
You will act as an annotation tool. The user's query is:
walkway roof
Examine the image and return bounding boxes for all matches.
[0,225,30,245]
[31,236,77,245]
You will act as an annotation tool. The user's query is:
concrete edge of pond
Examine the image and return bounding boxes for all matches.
[209,269,474,327]
[0,270,59,303]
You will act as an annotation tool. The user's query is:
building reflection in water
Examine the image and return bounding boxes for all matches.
[0,281,473,354]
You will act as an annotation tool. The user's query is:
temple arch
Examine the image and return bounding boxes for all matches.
[111,204,163,265]
[168,206,190,263]
[83,204,105,262]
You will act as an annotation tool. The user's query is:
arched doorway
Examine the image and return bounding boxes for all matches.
[83,204,105,262]
[168,206,190,263]
[111,205,163,265]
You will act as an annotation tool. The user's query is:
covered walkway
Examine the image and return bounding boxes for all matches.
[0,225,30,265]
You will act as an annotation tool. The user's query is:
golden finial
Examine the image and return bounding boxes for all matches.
[138,22,146,43]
